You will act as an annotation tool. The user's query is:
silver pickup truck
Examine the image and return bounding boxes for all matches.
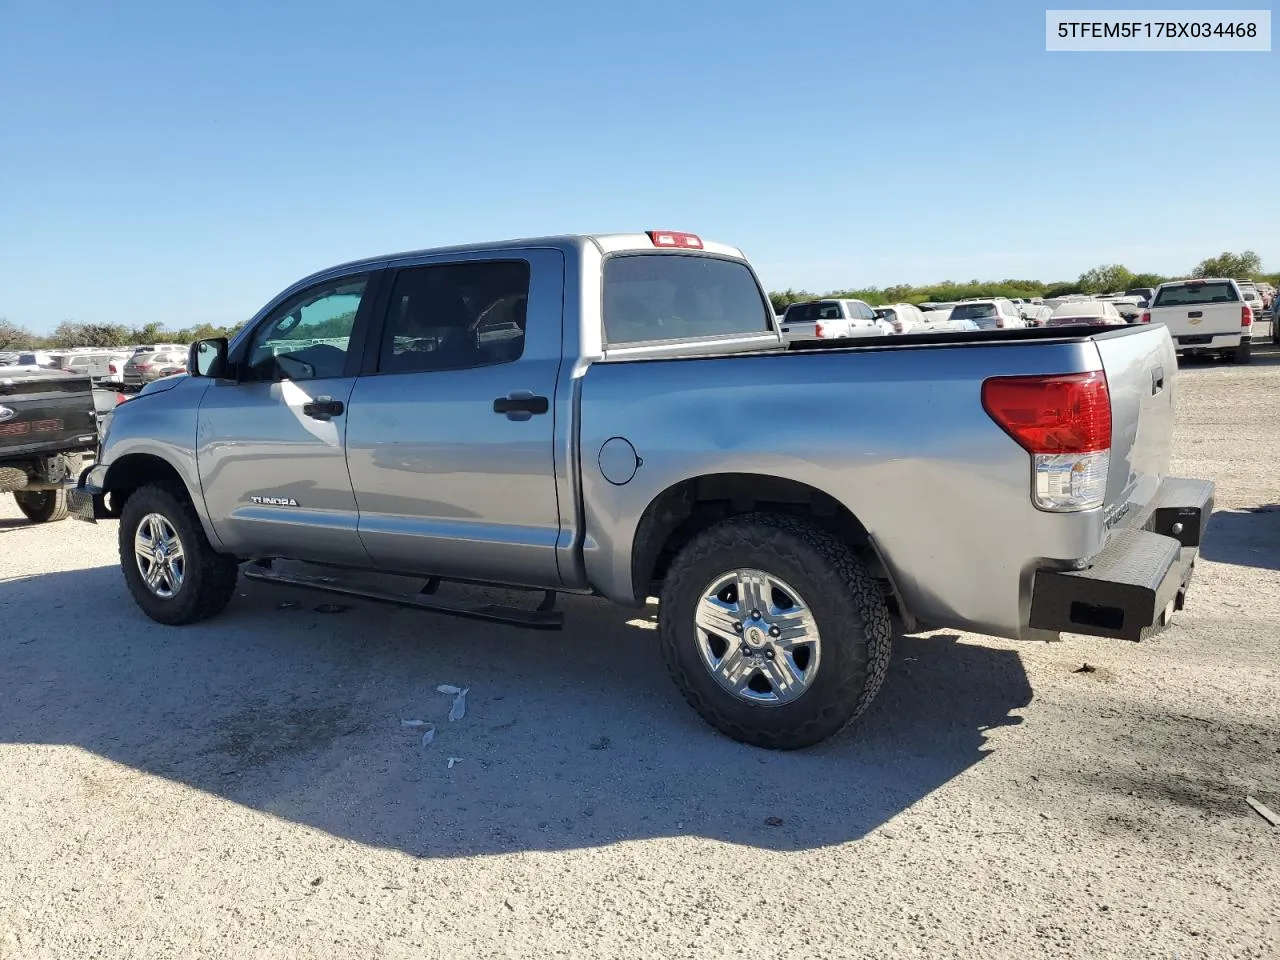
[69,231,1214,749]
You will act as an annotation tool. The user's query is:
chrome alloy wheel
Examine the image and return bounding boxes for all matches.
[134,512,186,599]
[693,568,821,705]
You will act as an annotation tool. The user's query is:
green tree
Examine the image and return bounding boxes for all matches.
[1078,264,1134,294]
[1192,251,1262,279]
[0,318,36,350]
[48,320,133,348]
[768,289,816,314]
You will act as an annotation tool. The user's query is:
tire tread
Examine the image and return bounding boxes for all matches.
[659,511,892,750]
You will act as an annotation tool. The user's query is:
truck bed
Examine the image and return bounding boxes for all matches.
[577,323,1176,641]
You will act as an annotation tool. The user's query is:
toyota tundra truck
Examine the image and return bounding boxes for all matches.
[1141,277,1253,363]
[68,231,1214,749]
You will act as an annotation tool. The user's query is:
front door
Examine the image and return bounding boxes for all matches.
[196,272,378,566]
[344,251,565,588]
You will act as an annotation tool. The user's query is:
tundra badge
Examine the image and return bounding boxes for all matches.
[250,495,299,506]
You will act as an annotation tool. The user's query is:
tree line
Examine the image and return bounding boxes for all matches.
[0,318,245,353]
[2,251,1271,350]
[768,251,1274,314]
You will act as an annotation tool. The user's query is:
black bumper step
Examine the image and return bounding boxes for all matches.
[1029,476,1213,642]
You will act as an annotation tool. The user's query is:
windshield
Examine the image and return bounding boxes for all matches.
[1151,282,1239,307]
[603,254,771,345]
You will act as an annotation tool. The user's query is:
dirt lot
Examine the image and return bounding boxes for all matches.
[2,338,1278,960]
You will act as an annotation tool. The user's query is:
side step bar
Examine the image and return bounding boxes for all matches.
[242,562,565,630]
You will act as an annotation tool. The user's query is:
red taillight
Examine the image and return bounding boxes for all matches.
[116,393,128,405]
[137,364,152,370]
[1242,304,1252,327]
[109,363,118,373]
[647,230,703,249]
[981,371,1112,454]
[815,322,826,338]
[1140,311,1151,323]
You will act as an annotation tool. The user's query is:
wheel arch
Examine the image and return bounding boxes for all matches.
[101,452,221,547]
[628,472,916,629]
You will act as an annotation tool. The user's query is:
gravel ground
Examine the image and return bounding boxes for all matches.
[2,337,1278,959]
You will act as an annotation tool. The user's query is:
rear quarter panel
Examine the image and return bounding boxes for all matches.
[578,339,1116,640]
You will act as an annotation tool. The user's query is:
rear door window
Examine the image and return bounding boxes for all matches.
[603,254,771,345]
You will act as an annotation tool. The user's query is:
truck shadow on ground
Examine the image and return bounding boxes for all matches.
[0,565,1032,858]
[1202,506,1280,572]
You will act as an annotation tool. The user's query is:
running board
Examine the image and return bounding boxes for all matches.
[241,562,564,630]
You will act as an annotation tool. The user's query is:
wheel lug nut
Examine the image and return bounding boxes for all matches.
[769,626,780,637]
[740,645,751,656]
[751,610,762,620]
[765,649,775,660]
[733,622,744,633]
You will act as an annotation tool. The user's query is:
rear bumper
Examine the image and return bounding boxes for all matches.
[1028,477,1214,641]
[1175,332,1245,349]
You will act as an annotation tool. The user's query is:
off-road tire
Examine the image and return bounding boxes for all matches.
[658,512,893,750]
[13,488,69,523]
[118,482,239,625]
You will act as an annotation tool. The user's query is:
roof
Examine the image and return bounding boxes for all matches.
[302,232,748,282]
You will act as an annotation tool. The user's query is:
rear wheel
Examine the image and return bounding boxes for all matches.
[118,482,239,625]
[13,488,69,523]
[658,512,892,750]
[1230,341,1252,364]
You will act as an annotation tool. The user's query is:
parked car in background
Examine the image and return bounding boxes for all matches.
[779,299,889,343]
[0,367,100,523]
[1235,280,1264,321]
[876,303,979,334]
[1126,287,1156,305]
[1142,278,1251,363]
[1021,304,1053,326]
[123,346,189,387]
[948,299,1027,330]
[1044,300,1127,328]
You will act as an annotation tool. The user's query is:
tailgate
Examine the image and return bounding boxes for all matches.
[0,375,99,454]
[1092,326,1176,517]
[1154,302,1242,336]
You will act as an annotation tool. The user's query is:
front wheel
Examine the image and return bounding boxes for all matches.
[13,488,68,523]
[658,512,893,750]
[118,482,239,625]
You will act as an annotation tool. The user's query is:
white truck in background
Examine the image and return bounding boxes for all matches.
[1142,278,1253,364]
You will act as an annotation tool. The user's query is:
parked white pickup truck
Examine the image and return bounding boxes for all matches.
[1141,278,1253,363]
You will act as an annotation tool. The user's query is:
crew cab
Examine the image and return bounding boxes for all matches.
[0,367,100,522]
[69,231,1214,750]
[1141,277,1252,363]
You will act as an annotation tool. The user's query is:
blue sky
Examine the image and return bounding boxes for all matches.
[1,0,1276,332]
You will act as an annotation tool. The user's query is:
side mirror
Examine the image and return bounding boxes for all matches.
[190,338,229,379]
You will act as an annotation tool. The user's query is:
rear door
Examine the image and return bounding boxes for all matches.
[196,271,381,566]
[344,249,566,588]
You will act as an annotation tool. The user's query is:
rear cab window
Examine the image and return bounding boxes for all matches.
[1151,281,1240,307]
[603,254,773,345]
[950,302,998,320]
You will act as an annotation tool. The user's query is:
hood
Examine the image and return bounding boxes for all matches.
[137,373,189,397]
